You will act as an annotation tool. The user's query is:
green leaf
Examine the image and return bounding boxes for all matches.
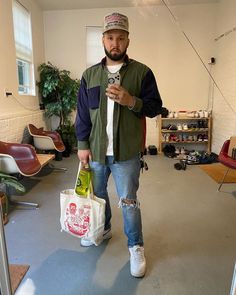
[3,179,26,192]
[0,172,18,181]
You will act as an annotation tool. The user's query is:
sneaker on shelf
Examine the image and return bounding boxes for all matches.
[178,134,183,142]
[203,120,208,129]
[129,245,146,278]
[198,120,203,129]
[203,134,208,141]
[168,111,174,118]
[204,110,209,118]
[177,123,182,131]
[171,134,178,142]
[182,123,188,130]
[182,134,187,142]
[188,135,193,141]
[197,134,203,142]
[165,133,170,142]
[80,228,112,247]
[169,124,177,131]
[199,110,204,118]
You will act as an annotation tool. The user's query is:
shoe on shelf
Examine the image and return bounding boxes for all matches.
[169,124,177,130]
[203,134,208,141]
[177,123,182,131]
[165,133,170,142]
[129,245,146,278]
[182,123,188,130]
[168,111,174,118]
[197,134,203,142]
[80,228,112,247]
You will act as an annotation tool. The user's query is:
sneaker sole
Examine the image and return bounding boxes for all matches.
[131,270,146,278]
[80,230,112,247]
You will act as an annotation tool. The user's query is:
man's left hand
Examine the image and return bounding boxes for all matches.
[105,85,135,108]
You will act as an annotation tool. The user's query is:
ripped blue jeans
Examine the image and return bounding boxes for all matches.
[89,155,143,247]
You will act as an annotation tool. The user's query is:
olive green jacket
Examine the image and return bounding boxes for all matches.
[75,56,162,164]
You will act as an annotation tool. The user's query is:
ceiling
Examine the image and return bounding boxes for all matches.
[35,0,219,11]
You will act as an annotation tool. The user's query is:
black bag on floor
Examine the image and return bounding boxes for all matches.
[148,145,157,155]
[163,144,176,158]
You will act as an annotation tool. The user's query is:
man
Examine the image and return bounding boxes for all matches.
[75,12,162,278]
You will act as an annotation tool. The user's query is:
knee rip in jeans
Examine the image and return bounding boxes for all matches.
[118,198,140,209]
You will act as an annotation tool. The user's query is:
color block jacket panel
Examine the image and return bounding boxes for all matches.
[75,56,162,163]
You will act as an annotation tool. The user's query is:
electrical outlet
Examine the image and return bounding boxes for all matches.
[4,88,12,97]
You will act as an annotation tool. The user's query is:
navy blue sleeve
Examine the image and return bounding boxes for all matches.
[75,77,92,142]
[139,69,162,118]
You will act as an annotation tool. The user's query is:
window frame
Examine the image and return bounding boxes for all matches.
[86,26,104,68]
[12,0,35,96]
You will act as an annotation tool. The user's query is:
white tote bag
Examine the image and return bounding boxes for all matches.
[60,187,106,246]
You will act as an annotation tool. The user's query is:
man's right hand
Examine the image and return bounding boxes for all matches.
[77,149,92,165]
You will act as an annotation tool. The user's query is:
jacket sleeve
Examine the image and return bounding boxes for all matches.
[75,76,92,150]
[131,69,163,118]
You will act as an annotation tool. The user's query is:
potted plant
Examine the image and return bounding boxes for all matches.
[37,62,80,156]
[0,172,25,225]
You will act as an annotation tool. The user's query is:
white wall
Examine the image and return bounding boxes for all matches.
[211,0,236,154]
[43,4,216,147]
[0,0,46,143]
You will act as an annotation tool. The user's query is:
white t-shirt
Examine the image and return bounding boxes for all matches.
[106,63,123,155]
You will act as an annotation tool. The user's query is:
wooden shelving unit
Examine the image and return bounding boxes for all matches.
[158,116,212,153]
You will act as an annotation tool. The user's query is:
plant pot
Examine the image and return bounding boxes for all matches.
[62,141,72,157]
[55,151,63,161]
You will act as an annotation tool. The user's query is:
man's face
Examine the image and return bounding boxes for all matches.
[102,30,130,62]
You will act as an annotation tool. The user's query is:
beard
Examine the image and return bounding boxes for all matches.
[104,47,127,62]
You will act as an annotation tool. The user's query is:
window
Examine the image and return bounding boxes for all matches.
[86,26,104,68]
[12,0,35,95]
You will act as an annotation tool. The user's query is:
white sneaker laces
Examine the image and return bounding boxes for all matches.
[132,246,145,262]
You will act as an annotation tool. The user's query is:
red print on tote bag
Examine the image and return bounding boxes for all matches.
[64,202,91,236]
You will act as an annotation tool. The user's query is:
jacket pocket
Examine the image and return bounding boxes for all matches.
[88,86,100,109]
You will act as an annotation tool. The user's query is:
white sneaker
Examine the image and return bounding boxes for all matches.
[80,229,112,247]
[177,123,182,131]
[129,245,146,278]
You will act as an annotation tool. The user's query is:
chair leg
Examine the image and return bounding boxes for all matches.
[48,163,67,172]
[218,167,230,191]
[5,185,39,209]
[9,199,39,209]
